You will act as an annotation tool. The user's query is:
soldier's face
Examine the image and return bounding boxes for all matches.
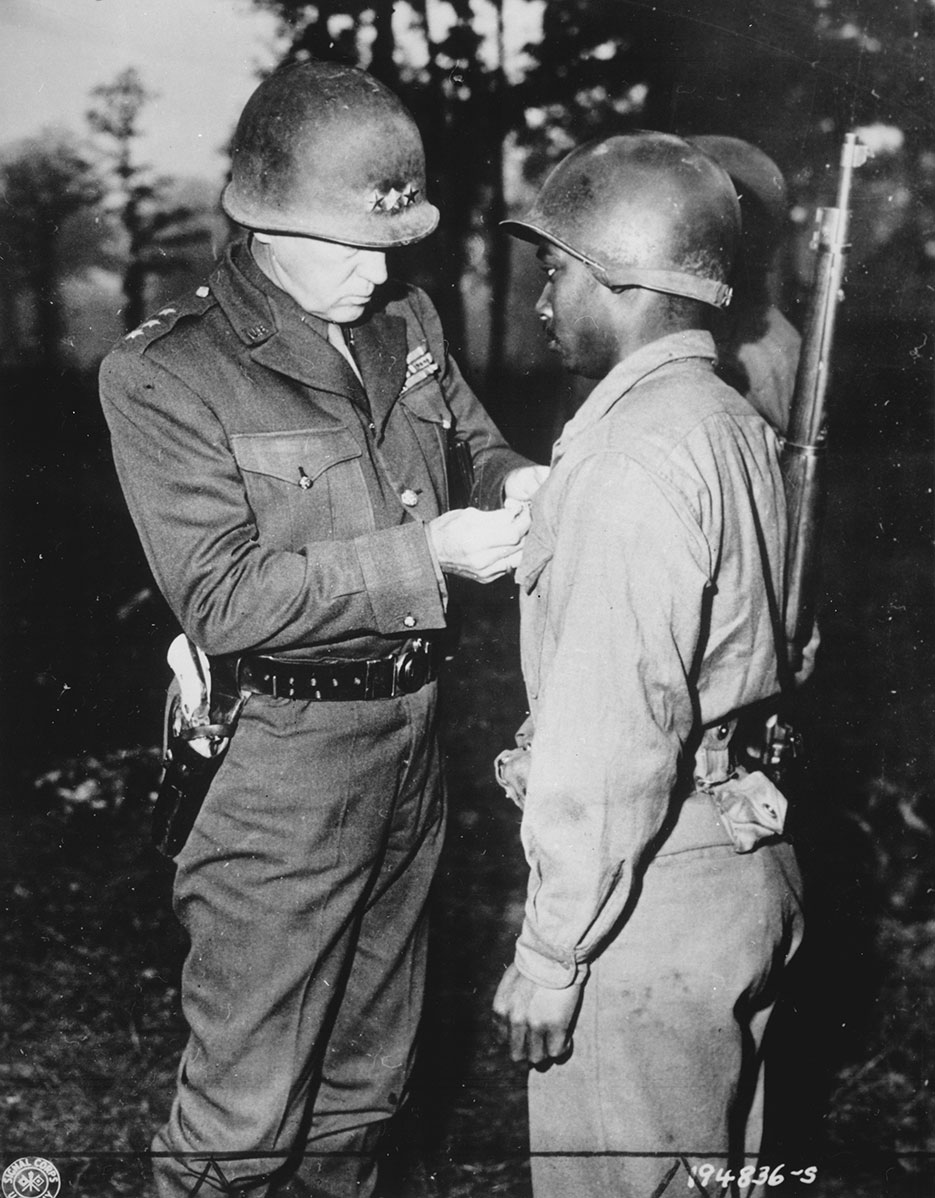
[534,243,621,378]
[256,233,388,322]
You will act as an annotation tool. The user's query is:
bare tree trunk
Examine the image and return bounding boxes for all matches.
[122,187,148,332]
[0,277,25,367]
[369,0,396,84]
[407,0,467,355]
[485,0,509,403]
[123,258,148,333]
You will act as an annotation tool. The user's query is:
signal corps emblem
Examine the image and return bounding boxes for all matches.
[1,1158,61,1198]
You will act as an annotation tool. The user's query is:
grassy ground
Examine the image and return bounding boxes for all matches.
[1,364,933,1195]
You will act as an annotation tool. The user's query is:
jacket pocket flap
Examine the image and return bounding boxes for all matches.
[515,527,553,593]
[231,428,361,485]
[400,381,450,425]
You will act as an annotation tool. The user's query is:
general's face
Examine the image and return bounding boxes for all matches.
[256,233,388,322]
[534,242,620,378]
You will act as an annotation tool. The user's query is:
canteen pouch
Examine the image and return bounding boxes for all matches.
[708,767,788,853]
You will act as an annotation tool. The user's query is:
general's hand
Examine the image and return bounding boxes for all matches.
[429,504,531,583]
[504,464,550,504]
[492,963,582,1065]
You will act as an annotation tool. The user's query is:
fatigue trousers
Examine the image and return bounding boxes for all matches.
[152,683,445,1198]
[529,794,804,1198]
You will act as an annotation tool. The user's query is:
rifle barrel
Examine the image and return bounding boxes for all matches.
[782,132,866,664]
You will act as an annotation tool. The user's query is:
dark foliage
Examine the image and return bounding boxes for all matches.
[0,138,104,368]
[3,5,935,1192]
[2,318,934,1193]
[86,69,206,334]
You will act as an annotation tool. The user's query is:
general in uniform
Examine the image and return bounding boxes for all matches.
[100,61,541,1198]
[493,133,805,1198]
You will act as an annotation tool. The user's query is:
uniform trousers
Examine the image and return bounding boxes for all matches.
[152,682,445,1198]
[529,793,804,1198]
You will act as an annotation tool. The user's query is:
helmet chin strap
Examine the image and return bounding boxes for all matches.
[590,264,733,310]
[508,221,733,310]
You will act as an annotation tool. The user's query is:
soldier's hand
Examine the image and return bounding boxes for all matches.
[794,620,821,687]
[429,504,531,583]
[492,963,582,1065]
[504,464,550,504]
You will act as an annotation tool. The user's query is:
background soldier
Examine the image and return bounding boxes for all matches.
[691,134,802,435]
[493,133,804,1197]
[100,60,544,1198]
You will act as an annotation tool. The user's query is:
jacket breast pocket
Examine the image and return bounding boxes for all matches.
[231,427,374,546]
[515,527,554,701]
[515,525,553,595]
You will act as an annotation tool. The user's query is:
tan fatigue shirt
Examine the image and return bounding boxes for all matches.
[513,331,788,988]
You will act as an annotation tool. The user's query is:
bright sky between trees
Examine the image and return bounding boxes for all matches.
[0,0,283,184]
[0,0,545,187]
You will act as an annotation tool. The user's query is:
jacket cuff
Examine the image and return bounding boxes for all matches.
[354,522,447,635]
[423,521,449,611]
[515,923,589,989]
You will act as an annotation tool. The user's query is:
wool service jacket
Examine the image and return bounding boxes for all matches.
[100,240,528,661]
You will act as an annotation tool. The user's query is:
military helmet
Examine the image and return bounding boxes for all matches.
[688,135,788,228]
[222,60,439,248]
[502,132,740,309]
[688,135,788,274]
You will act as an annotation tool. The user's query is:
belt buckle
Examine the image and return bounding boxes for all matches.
[392,638,429,696]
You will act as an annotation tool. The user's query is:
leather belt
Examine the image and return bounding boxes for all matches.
[233,637,442,702]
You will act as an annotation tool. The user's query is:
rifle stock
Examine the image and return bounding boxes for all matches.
[782,133,867,671]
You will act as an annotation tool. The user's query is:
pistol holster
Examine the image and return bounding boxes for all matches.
[152,651,246,858]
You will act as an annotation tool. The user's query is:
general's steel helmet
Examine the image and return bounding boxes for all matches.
[503,132,740,309]
[222,60,439,247]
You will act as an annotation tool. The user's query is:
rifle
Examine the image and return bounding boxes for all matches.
[781,132,868,667]
[765,132,868,775]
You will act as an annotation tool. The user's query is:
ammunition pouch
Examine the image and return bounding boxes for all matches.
[702,767,789,853]
[693,719,789,852]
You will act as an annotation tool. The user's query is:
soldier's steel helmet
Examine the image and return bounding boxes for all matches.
[688,135,788,229]
[222,60,439,247]
[502,132,740,309]
[689,135,788,275]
